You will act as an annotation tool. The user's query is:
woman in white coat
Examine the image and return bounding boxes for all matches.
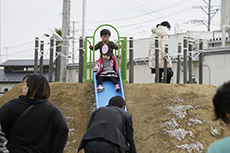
[148,21,173,83]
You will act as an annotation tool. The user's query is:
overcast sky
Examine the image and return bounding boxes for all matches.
[0,0,221,63]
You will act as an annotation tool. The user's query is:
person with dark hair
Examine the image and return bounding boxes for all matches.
[108,95,126,108]
[89,28,118,56]
[78,96,137,153]
[3,89,8,93]
[0,74,69,153]
[207,81,230,153]
[160,21,171,29]
[100,28,111,37]
[93,44,120,92]
[148,21,173,83]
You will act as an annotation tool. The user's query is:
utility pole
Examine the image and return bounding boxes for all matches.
[82,0,86,39]
[60,0,71,82]
[78,0,86,83]
[221,0,230,28]
[0,0,1,63]
[192,0,219,31]
[72,21,75,63]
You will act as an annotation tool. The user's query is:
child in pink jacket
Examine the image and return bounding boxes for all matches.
[93,44,120,93]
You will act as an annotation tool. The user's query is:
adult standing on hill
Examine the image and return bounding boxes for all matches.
[207,81,230,153]
[78,96,137,153]
[0,74,69,153]
[148,21,173,83]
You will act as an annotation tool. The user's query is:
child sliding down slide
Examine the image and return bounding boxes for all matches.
[93,44,120,93]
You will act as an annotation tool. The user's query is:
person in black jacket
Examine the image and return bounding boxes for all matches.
[0,74,69,153]
[78,96,137,153]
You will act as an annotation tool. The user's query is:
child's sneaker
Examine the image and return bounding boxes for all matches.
[115,84,120,91]
[97,85,104,93]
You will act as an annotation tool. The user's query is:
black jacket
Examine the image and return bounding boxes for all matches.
[0,95,69,153]
[78,105,137,153]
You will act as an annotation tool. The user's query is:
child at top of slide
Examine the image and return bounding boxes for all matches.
[89,29,118,56]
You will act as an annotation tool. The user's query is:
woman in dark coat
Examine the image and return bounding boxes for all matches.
[0,74,69,153]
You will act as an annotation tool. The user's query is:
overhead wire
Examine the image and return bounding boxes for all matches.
[0,40,33,50]
[5,48,33,56]
[117,7,193,29]
[88,0,185,23]
[76,0,188,37]
[83,0,195,38]
[120,0,150,13]
[130,0,153,12]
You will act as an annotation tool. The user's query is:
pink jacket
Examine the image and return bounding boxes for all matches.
[94,56,118,78]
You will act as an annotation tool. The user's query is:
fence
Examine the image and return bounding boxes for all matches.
[153,36,204,84]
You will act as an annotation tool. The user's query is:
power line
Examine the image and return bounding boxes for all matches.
[192,0,220,31]
[116,7,192,29]
[0,40,33,50]
[1,48,32,57]
[120,0,150,14]
[128,0,152,12]
[88,0,185,23]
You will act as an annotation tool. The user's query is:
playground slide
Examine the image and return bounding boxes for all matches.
[93,70,125,109]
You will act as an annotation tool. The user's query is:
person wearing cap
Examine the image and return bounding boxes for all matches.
[93,44,120,92]
[148,21,174,83]
[77,96,137,153]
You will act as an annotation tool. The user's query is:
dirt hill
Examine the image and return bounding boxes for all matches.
[0,82,228,153]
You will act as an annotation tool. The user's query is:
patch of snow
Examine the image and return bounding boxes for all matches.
[168,105,194,119]
[66,116,74,119]
[210,125,221,136]
[166,128,194,141]
[69,128,75,132]
[168,98,186,103]
[163,118,179,129]
[188,118,203,126]
[176,142,204,153]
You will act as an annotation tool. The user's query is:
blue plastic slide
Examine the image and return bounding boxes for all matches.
[93,70,125,109]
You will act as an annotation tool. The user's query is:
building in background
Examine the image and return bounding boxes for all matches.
[0,59,54,96]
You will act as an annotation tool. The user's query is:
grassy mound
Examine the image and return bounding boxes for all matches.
[1,83,227,153]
